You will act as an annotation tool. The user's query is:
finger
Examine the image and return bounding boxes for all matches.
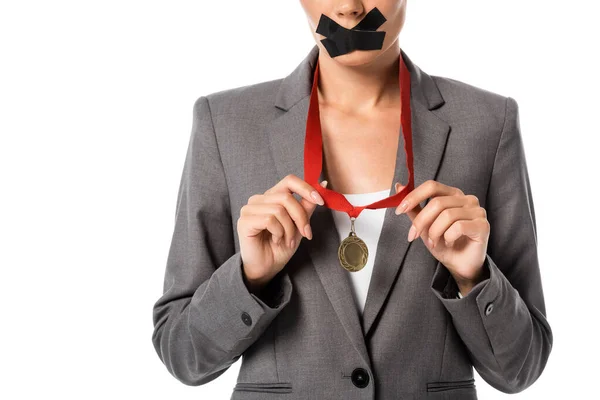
[295,180,328,240]
[241,202,299,243]
[265,174,325,206]
[238,213,288,246]
[395,182,420,221]
[408,195,473,243]
[302,180,328,219]
[396,179,463,215]
[248,180,327,239]
[427,206,484,247]
[443,217,490,245]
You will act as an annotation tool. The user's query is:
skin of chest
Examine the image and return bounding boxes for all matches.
[320,102,401,195]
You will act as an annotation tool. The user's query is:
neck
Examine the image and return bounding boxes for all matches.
[316,40,401,112]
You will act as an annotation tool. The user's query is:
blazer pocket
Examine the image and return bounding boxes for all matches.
[426,378,475,392]
[234,381,293,394]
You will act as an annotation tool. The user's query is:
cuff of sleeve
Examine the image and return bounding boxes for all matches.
[430,253,528,362]
[189,252,292,354]
[250,268,289,309]
[431,253,498,309]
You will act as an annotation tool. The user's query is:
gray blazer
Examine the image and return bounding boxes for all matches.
[151,44,552,400]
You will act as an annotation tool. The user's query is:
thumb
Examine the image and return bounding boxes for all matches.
[301,180,328,219]
[395,181,419,221]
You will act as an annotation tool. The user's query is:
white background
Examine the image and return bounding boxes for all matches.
[1,1,598,399]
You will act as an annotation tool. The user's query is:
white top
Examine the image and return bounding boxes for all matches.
[330,188,391,316]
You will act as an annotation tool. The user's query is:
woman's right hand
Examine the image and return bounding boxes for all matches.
[237,174,328,291]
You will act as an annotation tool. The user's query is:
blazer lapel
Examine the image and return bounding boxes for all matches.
[266,45,450,365]
[361,95,450,338]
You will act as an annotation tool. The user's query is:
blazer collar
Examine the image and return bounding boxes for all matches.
[267,44,450,369]
[274,44,445,112]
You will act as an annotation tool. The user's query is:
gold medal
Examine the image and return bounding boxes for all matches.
[338,217,369,272]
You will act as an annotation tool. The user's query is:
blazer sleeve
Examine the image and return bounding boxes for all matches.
[429,96,553,393]
[151,96,293,386]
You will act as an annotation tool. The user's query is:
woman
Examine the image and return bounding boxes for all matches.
[151,1,553,399]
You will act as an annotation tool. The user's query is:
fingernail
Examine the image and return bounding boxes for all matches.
[427,237,434,248]
[304,224,312,240]
[407,225,417,242]
[289,239,295,249]
[311,190,325,205]
[398,200,408,214]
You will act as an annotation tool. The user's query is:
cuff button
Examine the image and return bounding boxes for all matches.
[241,311,252,326]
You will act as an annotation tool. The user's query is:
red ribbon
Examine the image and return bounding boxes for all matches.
[304,52,415,219]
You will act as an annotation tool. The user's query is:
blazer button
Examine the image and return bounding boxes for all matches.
[241,312,252,326]
[485,303,494,316]
[351,368,370,388]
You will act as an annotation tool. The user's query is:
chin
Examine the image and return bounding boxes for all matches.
[320,48,384,67]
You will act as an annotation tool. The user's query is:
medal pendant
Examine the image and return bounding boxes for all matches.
[338,217,369,272]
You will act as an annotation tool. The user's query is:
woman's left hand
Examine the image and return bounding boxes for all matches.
[395,180,490,296]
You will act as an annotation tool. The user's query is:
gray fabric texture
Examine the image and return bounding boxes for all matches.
[151,44,552,400]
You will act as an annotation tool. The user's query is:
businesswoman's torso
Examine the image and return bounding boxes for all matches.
[205,47,495,399]
[151,44,552,400]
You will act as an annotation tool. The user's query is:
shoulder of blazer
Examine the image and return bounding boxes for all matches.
[198,77,285,122]
[430,74,512,129]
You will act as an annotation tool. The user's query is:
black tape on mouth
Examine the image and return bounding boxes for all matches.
[316,7,387,58]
